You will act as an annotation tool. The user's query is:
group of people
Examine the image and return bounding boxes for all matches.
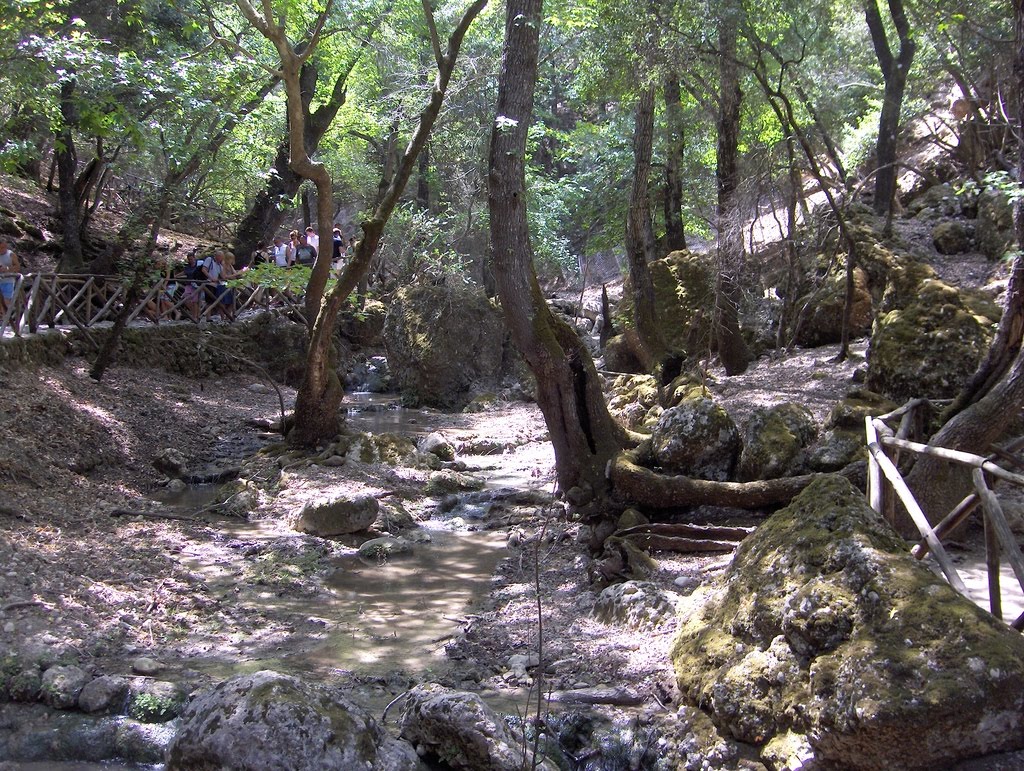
[268,225,356,271]
[150,248,244,322]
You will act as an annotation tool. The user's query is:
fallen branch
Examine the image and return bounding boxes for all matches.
[609,449,863,510]
[549,687,644,706]
[2,600,46,612]
[622,534,738,553]
[616,522,754,540]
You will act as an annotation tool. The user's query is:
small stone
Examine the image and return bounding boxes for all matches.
[132,657,163,676]
[79,675,130,713]
[166,479,187,494]
[674,575,700,593]
[3,621,14,633]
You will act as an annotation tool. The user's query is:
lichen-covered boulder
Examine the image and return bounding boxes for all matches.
[867,279,994,402]
[398,684,556,771]
[40,665,90,710]
[651,398,740,481]
[932,220,970,255]
[294,492,379,536]
[737,403,817,481]
[166,671,421,771]
[619,250,714,358]
[607,374,661,430]
[593,581,677,630]
[671,475,1024,770]
[339,298,387,346]
[383,285,511,408]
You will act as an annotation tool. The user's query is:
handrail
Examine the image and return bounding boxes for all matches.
[0,272,305,338]
[866,403,1024,630]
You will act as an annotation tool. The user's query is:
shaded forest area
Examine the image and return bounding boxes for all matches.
[2,0,1024,769]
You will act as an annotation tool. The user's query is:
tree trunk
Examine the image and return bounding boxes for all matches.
[56,77,85,273]
[903,3,1024,535]
[714,10,752,375]
[416,143,430,211]
[864,0,916,218]
[489,0,623,500]
[625,85,666,373]
[663,73,687,252]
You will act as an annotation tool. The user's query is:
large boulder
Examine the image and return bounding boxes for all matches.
[867,279,994,402]
[166,671,421,771]
[619,250,714,358]
[651,398,740,481]
[383,285,512,408]
[976,187,1014,260]
[671,475,1024,770]
[737,403,817,481]
[398,684,556,771]
[794,266,873,348]
[294,492,379,536]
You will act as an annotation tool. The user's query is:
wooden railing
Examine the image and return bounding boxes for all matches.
[0,273,305,338]
[866,401,1024,628]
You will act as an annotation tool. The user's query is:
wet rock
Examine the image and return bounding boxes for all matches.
[594,581,676,630]
[420,432,456,461]
[425,470,484,495]
[78,675,130,714]
[358,536,413,562]
[166,670,420,771]
[671,474,1024,769]
[41,665,90,709]
[184,461,241,485]
[651,398,740,481]
[295,492,379,536]
[738,403,817,481]
[398,683,557,771]
[131,657,162,676]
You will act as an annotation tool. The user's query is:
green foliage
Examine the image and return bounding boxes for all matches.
[128,690,181,722]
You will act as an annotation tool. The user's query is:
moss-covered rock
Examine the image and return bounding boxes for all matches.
[976,187,1014,260]
[825,389,898,430]
[606,374,660,430]
[932,220,970,255]
[737,403,817,481]
[619,250,714,358]
[383,285,511,408]
[867,279,994,402]
[794,266,873,347]
[166,670,420,770]
[671,475,1024,769]
[651,398,739,481]
[339,298,387,347]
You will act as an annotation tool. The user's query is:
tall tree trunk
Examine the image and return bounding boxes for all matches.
[865,0,916,219]
[715,10,752,375]
[489,0,623,501]
[903,2,1024,535]
[416,142,430,211]
[625,85,666,372]
[56,77,85,273]
[663,73,687,252]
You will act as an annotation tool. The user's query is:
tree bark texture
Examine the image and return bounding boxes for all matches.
[714,11,751,375]
[625,85,666,372]
[488,0,623,498]
[56,77,85,272]
[663,73,687,252]
[864,0,916,218]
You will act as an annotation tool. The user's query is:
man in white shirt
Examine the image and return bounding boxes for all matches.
[304,226,319,253]
[272,236,291,267]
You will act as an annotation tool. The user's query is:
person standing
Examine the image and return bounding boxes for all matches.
[272,235,291,268]
[305,226,319,254]
[0,239,21,315]
[294,234,317,267]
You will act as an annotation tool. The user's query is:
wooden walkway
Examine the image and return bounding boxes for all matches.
[0,273,305,338]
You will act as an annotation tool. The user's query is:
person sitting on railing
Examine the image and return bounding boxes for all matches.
[0,238,20,315]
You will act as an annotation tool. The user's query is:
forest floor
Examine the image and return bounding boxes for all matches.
[0,337,875,735]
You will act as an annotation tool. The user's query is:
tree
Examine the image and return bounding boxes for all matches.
[235,0,487,447]
[902,0,1024,535]
[864,0,916,220]
[488,0,625,500]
